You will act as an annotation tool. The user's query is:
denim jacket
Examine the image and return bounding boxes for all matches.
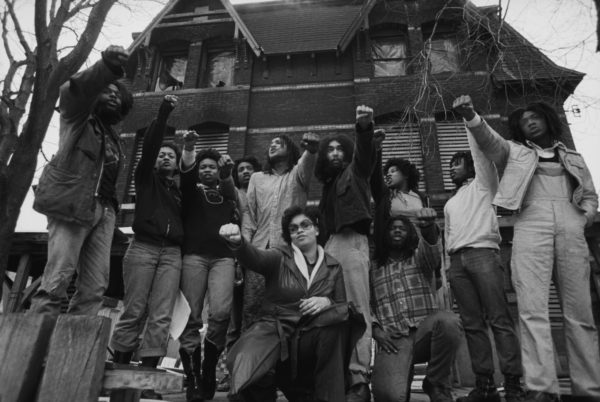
[466,116,598,224]
[33,60,124,227]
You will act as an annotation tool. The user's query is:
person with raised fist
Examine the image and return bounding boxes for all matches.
[110,95,183,399]
[452,95,600,402]
[314,105,376,402]
[32,45,133,317]
[241,132,319,330]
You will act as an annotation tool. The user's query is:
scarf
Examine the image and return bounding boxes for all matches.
[291,243,325,289]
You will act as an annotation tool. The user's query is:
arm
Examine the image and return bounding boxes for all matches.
[352,105,375,178]
[465,120,499,194]
[370,144,386,204]
[241,174,258,242]
[330,267,347,304]
[294,132,319,190]
[135,96,177,183]
[60,46,127,120]
[453,95,510,170]
[578,157,599,226]
[219,224,280,276]
[415,231,442,280]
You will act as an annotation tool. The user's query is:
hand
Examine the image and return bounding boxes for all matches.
[301,132,320,154]
[299,296,331,316]
[373,129,386,151]
[356,105,374,131]
[183,130,200,151]
[219,223,242,245]
[158,95,178,117]
[415,207,437,228]
[218,154,234,179]
[372,326,402,354]
[102,45,129,69]
[452,95,476,121]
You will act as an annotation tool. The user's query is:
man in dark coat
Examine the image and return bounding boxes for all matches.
[31,45,133,317]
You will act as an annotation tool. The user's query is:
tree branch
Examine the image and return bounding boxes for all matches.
[5,0,33,56]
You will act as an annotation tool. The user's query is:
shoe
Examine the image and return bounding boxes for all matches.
[140,389,163,400]
[346,383,371,402]
[423,377,454,402]
[112,350,133,364]
[201,340,223,400]
[503,375,526,402]
[180,348,204,402]
[524,391,560,402]
[217,373,231,393]
[456,375,500,402]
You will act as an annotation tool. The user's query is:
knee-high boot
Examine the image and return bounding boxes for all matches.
[201,340,222,400]
[180,348,204,402]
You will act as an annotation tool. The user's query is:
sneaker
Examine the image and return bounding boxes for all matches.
[423,377,454,402]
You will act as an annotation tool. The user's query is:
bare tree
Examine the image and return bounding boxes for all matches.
[0,0,120,299]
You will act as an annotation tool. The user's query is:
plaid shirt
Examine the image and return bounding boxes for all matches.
[370,239,440,335]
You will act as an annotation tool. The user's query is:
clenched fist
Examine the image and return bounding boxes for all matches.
[102,45,129,69]
[356,105,374,131]
[301,132,320,154]
[415,207,437,228]
[218,154,234,179]
[183,130,200,151]
[220,223,242,245]
[373,129,386,151]
[158,95,178,118]
[452,95,476,121]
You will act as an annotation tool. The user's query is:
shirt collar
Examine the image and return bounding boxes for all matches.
[525,140,564,158]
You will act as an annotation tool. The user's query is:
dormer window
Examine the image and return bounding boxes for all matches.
[155,49,188,91]
[205,49,235,87]
[423,22,460,74]
[370,24,409,77]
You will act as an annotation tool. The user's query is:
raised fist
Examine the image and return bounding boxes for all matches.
[158,95,178,117]
[415,207,437,227]
[301,132,320,154]
[452,95,476,121]
[220,223,242,245]
[356,105,374,131]
[218,154,234,179]
[102,45,129,69]
[373,129,386,151]
[183,130,200,151]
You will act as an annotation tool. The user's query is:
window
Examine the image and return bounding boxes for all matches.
[425,36,459,74]
[204,50,235,87]
[371,36,408,77]
[155,53,188,91]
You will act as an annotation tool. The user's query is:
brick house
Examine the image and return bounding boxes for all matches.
[6,0,599,389]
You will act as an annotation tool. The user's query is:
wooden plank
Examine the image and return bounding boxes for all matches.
[103,365,184,393]
[37,315,111,402]
[0,313,56,402]
[6,254,32,313]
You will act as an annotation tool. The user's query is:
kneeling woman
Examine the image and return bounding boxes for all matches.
[219,206,364,402]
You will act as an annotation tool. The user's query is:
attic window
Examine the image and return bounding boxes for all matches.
[370,25,409,77]
[204,50,235,87]
[155,52,188,91]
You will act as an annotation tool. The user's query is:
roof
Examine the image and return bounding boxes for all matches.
[465,3,584,87]
[233,0,374,55]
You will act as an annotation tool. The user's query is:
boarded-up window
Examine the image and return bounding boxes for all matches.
[436,121,469,191]
[205,50,235,87]
[127,127,229,197]
[371,37,408,77]
[155,54,188,91]
[378,122,425,192]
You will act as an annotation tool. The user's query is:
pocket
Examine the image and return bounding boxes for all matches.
[34,163,88,218]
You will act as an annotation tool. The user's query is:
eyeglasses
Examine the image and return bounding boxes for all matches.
[288,219,314,235]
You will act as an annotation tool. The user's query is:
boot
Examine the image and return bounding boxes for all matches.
[140,356,163,400]
[180,348,204,402]
[201,340,222,400]
[504,375,525,402]
[456,375,500,402]
[112,350,133,364]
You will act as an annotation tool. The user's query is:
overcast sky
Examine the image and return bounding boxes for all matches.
[13,0,600,231]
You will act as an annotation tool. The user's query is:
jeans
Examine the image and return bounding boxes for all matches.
[325,229,371,386]
[31,199,115,317]
[110,239,181,357]
[448,247,522,377]
[371,311,463,402]
[179,254,235,353]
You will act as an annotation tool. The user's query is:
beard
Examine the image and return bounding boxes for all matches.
[95,103,122,126]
